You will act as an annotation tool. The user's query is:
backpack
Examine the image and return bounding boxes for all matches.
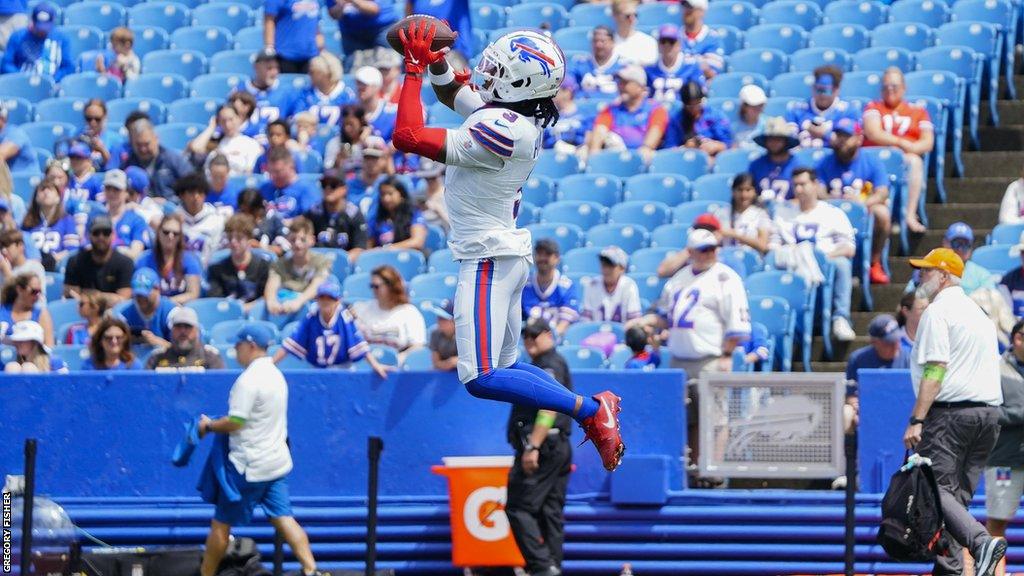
[876,452,951,562]
[216,537,271,576]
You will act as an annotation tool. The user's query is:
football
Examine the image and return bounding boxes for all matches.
[386,14,457,55]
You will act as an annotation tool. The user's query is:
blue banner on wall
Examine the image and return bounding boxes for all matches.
[857,369,916,494]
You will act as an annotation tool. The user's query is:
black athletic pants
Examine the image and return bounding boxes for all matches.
[505,436,571,575]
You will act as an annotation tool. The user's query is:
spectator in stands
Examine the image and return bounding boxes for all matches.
[429,299,457,371]
[174,174,226,265]
[816,118,892,284]
[294,113,322,157]
[207,214,271,313]
[43,158,68,196]
[241,49,298,135]
[259,146,319,219]
[295,52,355,128]
[106,110,150,170]
[21,181,78,270]
[656,210,721,277]
[645,24,704,105]
[847,313,909,382]
[863,67,934,235]
[645,228,750,374]
[325,105,372,171]
[931,222,996,297]
[264,215,330,319]
[611,0,656,66]
[66,142,102,206]
[721,173,771,255]
[120,268,174,349]
[897,290,928,351]
[570,26,629,98]
[733,85,767,150]
[238,188,289,253]
[376,49,403,104]
[0,271,52,344]
[189,105,263,177]
[680,0,723,78]
[771,167,857,341]
[83,316,141,370]
[0,0,27,51]
[581,246,642,324]
[101,169,148,260]
[124,119,195,201]
[63,290,108,345]
[624,324,661,370]
[136,213,202,305]
[585,65,668,164]
[227,91,260,140]
[662,81,732,157]
[785,65,860,149]
[327,0,398,63]
[416,159,449,232]
[983,318,1024,550]
[79,99,121,169]
[0,229,45,289]
[351,264,426,355]
[63,214,133,304]
[749,117,799,205]
[543,76,589,154]
[125,166,164,227]
[0,102,39,174]
[367,176,426,251]
[345,135,390,208]
[305,172,368,259]
[146,306,225,370]
[523,239,579,339]
[998,231,1024,317]
[354,66,397,141]
[3,320,67,373]
[999,162,1024,225]
[0,3,71,81]
[277,275,390,376]
[0,159,25,222]
[263,0,321,74]
[204,154,237,212]
[94,27,140,82]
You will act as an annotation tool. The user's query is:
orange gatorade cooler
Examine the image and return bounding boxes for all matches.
[431,456,525,568]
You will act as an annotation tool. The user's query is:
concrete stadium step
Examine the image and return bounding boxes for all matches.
[979,100,1024,126]
[951,151,1024,177]
[852,311,879,334]
[806,361,848,373]
[925,203,1000,229]
[810,335,870,361]
[853,283,907,313]
[939,177,1008,204]
[977,126,1024,151]
[901,226,992,256]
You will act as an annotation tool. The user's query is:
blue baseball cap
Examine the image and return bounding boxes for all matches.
[945,221,974,243]
[316,275,342,300]
[68,141,91,159]
[125,166,149,194]
[236,323,274,348]
[833,117,861,136]
[868,313,902,343]
[31,2,56,33]
[131,268,160,296]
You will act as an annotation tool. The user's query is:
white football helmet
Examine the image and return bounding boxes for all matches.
[474,29,566,103]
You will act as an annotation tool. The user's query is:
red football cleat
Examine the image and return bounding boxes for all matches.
[580,391,625,471]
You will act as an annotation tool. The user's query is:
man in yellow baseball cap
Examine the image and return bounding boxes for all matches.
[909,247,965,280]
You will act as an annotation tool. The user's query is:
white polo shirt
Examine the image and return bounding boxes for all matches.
[910,285,1002,405]
[228,355,293,482]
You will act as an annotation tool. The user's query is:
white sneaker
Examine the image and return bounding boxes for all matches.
[832,317,856,341]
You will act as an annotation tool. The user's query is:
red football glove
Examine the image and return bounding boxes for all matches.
[398,20,448,75]
[454,67,472,85]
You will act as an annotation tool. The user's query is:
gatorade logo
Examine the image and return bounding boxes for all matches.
[462,486,510,542]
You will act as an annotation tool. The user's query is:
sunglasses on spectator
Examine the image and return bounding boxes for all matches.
[103,334,125,343]
[370,283,385,290]
[695,246,716,253]
[91,229,112,237]
[618,12,637,18]
[659,38,678,44]
[882,83,901,91]
[85,116,103,122]
[161,229,181,237]
[27,288,41,296]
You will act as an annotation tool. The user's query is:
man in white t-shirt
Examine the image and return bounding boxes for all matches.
[611,0,657,67]
[581,245,642,324]
[904,248,1005,576]
[198,324,323,576]
[771,167,857,341]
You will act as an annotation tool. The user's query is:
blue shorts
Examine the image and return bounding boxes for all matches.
[214,472,293,526]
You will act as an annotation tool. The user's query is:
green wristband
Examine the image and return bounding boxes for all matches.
[535,412,556,428]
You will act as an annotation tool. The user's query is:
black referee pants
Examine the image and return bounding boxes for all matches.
[505,438,571,575]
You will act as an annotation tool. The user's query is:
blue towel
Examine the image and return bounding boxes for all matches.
[198,432,241,504]
[171,417,201,467]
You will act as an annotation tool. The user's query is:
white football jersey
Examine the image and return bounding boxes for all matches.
[658,261,751,360]
[442,92,541,260]
[581,275,643,323]
[770,201,855,256]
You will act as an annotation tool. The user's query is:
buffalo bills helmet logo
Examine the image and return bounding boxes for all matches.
[508,36,556,77]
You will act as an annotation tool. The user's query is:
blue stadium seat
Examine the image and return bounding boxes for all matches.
[991,223,1024,245]
[518,202,542,226]
[671,200,730,225]
[586,150,645,177]
[534,149,580,179]
[0,74,54,101]
[744,24,809,52]
[759,0,822,29]
[192,3,253,33]
[471,2,507,29]
[623,173,691,204]
[828,199,875,310]
[233,25,263,50]
[714,148,762,174]
[523,0,574,9]
[585,224,650,252]
[408,273,458,302]
[628,247,676,274]
[747,294,793,371]
[553,26,591,52]
[21,122,76,153]
[823,0,888,28]
[852,46,916,72]
[128,2,191,32]
[541,200,608,229]
[630,272,667,304]
[971,245,1018,275]
[559,345,607,369]
[130,26,170,58]
[107,97,167,125]
[562,321,626,347]
[522,175,556,207]
[58,25,104,62]
[45,273,64,302]
[190,73,245,98]
[714,24,745,55]
[52,344,88,370]
[308,248,350,282]
[353,249,426,278]
[637,1,681,25]
[34,98,86,130]
[608,200,671,229]
[48,299,82,332]
[526,223,585,253]
[185,297,244,325]
[215,345,242,369]
[428,249,459,274]
[727,47,789,78]
[153,122,202,151]
[790,47,852,72]
[34,147,53,171]
[166,96,221,123]
[691,173,735,203]
[355,345,400,372]
[772,72,817,99]
[59,71,122,100]
[556,173,622,206]
[706,0,760,30]
[721,246,764,278]
[169,26,233,58]
[569,2,613,27]
[342,272,373,301]
[906,70,965,182]
[401,347,433,371]
[12,173,42,203]
[708,96,740,125]
[763,96,800,117]
[890,0,951,27]
[561,246,605,275]
[62,1,126,32]
[810,23,870,53]
[936,21,1002,126]
[747,271,814,371]
[124,72,189,102]
[143,49,207,80]
[1,98,35,125]
[707,71,769,98]
[918,45,983,151]
[209,320,279,346]
[951,0,1016,99]
[871,22,935,51]
[649,149,711,180]
[840,70,883,100]
[507,3,569,29]
[649,223,691,249]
